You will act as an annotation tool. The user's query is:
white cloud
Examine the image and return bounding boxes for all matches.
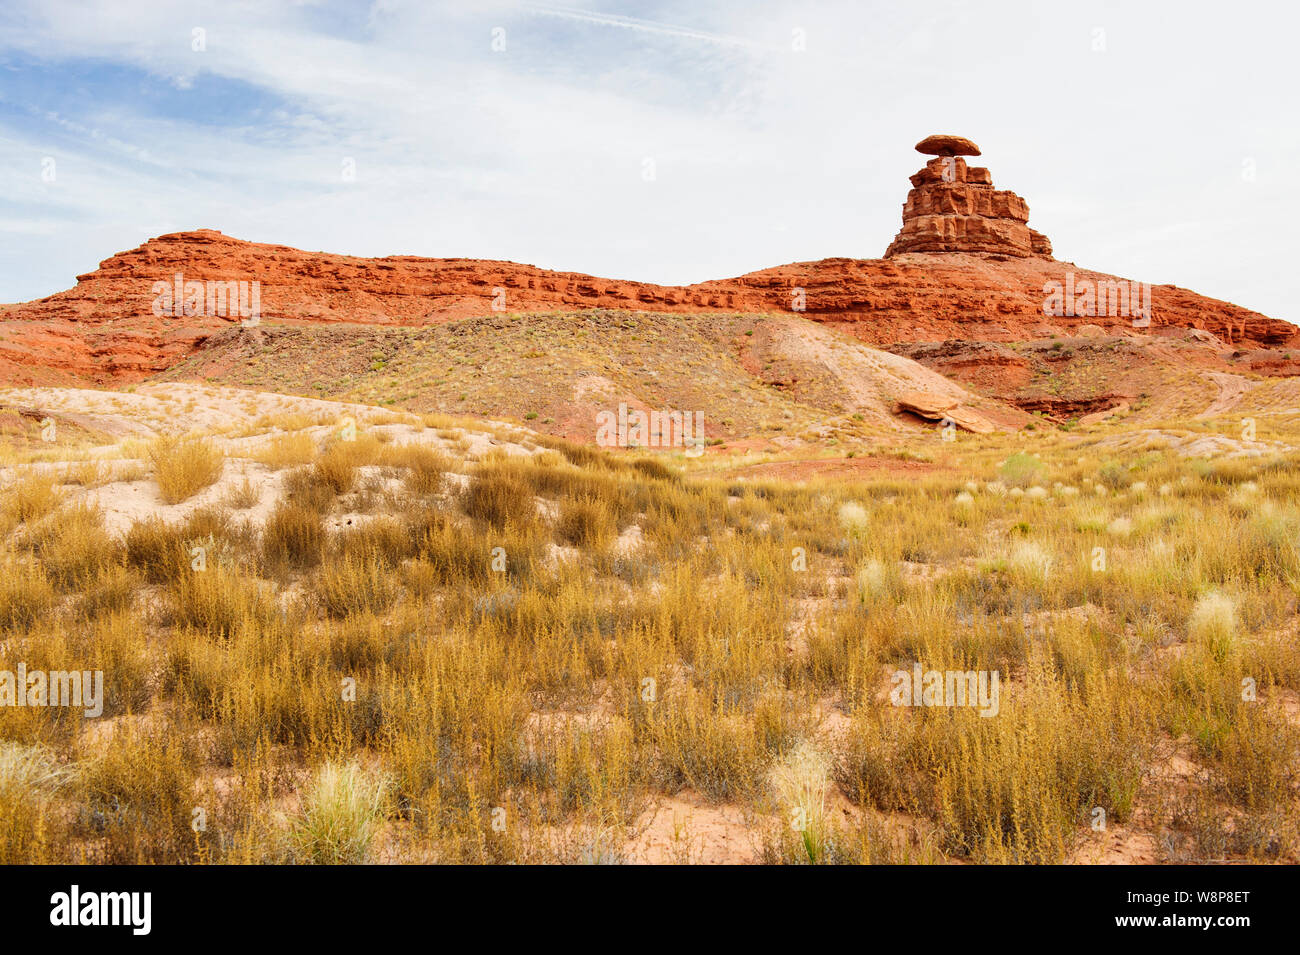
[0,0,1296,325]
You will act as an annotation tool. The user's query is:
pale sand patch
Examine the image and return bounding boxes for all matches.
[1,384,551,539]
[327,511,386,532]
[784,596,825,659]
[1195,372,1250,420]
[625,791,759,864]
[545,542,581,566]
[813,697,853,749]
[1270,688,1300,728]
[611,522,643,557]
[0,383,369,437]
[1,383,542,453]
[1068,809,1161,864]
[72,460,285,537]
[774,317,993,429]
[1085,428,1285,459]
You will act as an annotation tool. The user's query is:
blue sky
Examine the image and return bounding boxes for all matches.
[2,0,1297,323]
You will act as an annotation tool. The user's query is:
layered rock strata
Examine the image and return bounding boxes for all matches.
[885,136,1052,259]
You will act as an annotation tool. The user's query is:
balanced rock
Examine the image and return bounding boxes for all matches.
[886,136,1052,259]
[915,134,981,157]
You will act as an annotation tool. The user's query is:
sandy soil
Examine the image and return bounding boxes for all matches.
[624,791,760,864]
[1195,372,1251,419]
[0,383,544,536]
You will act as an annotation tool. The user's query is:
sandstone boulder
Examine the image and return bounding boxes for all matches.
[895,390,995,433]
[896,390,958,419]
[915,134,981,157]
[943,405,997,434]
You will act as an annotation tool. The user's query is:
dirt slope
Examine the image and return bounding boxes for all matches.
[147,310,1028,444]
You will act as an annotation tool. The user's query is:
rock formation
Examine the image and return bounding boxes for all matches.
[913,134,981,157]
[2,132,1296,386]
[0,228,1293,386]
[885,135,1052,259]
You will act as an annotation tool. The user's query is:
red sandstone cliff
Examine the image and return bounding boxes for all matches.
[0,227,1293,386]
[2,135,1295,385]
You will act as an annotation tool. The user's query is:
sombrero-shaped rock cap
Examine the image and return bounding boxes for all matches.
[915,134,981,157]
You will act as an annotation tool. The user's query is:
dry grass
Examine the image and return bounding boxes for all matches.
[148,435,225,503]
[263,502,326,570]
[1188,590,1237,660]
[22,503,120,588]
[169,565,275,639]
[2,416,1300,865]
[556,495,616,549]
[382,444,448,496]
[316,552,400,618]
[768,741,832,863]
[288,761,391,864]
[0,555,56,631]
[0,741,71,863]
[124,517,191,584]
[463,470,534,529]
[221,476,262,510]
[1,473,62,525]
[252,431,317,469]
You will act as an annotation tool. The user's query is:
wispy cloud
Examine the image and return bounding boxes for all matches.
[0,0,1295,324]
[521,2,773,50]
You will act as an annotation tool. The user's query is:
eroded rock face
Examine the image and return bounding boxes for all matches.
[1,220,1295,385]
[885,151,1052,259]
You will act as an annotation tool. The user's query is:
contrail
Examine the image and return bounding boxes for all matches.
[520,2,774,51]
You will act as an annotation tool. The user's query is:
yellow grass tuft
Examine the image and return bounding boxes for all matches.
[148,435,225,504]
[288,761,390,864]
[1188,590,1237,660]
